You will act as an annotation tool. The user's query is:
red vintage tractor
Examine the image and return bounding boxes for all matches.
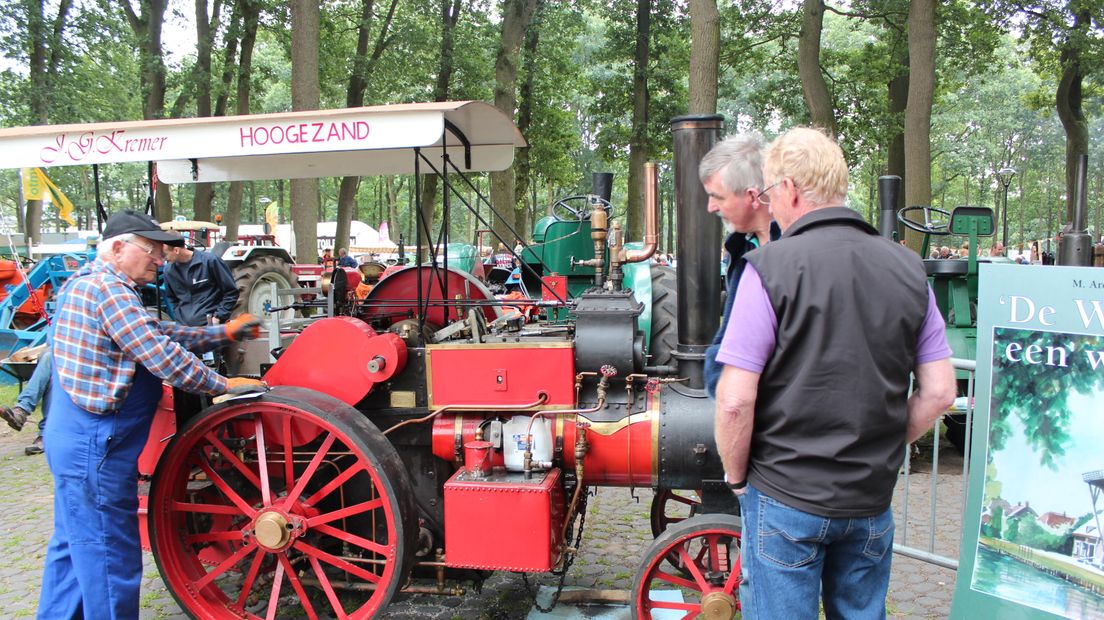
[0,103,738,619]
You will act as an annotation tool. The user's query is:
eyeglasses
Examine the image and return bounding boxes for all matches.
[755,181,780,206]
[124,239,166,262]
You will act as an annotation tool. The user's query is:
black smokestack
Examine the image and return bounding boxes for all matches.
[671,115,724,389]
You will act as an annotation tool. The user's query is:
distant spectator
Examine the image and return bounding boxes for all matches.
[938,246,951,259]
[337,248,357,269]
[319,248,334,265]
[989,242,1005,257]
[493,243,515,269]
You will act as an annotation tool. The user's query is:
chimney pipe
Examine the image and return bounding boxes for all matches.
[877,176,902,240]
[671,115,724,389]
[1059,153,1092,266]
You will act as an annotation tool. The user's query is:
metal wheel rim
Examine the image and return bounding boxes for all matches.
[247,272,293,319]
[634,524,742,619]
[149,399,404,619]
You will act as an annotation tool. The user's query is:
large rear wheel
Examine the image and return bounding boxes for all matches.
[148,387,417,619]
[233,254,296,319]
[649,265,678,367]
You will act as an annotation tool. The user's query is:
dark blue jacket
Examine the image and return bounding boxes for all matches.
[163,250,239,326]
[703,222,781,398]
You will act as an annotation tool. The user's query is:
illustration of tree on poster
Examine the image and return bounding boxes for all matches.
[953,264,1104,619]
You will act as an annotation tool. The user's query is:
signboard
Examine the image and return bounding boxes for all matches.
[953,264,1104,619]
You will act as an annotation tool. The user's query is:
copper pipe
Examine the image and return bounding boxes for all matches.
[624,162,658,263]
[383,392,548,436]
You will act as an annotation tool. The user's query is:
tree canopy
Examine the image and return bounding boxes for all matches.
[0,1,1101,256]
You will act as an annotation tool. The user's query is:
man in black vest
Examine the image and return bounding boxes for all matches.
[698,133,781,398]
[713,127,956,619]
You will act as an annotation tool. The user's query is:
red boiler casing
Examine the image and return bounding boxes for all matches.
[444,468,565,572]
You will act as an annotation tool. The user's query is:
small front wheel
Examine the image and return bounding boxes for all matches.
[632,513,742,619]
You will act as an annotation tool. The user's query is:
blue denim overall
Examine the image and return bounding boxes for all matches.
[37,364,162,619]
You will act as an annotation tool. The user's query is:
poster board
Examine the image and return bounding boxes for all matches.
[952,264,1104,619]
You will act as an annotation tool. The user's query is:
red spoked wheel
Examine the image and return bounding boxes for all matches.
[149,386,417,620]
[632,514,742,620]
[650,489,702,537]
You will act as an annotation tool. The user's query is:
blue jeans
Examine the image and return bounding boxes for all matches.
[737,484,895,620]
[17,350,52,432]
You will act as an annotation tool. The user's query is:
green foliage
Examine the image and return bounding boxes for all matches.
[982,505,1004,538]
[1006,515,1069,553]
[989,329,1104,468]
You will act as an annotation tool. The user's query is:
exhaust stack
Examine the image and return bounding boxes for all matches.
[1059,154,1093,266]
[878,176,902,240]
[671,115,724,389]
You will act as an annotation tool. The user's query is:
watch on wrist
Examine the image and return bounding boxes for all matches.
[724,474,747,491]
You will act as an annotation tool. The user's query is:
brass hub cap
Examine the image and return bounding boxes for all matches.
[700,591,737,619]
[254,511,292,550]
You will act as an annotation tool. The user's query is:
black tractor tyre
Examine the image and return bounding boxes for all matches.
[232,254,296,319]
[649,265,678,367]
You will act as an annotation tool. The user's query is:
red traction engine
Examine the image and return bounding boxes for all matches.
[141,117,741,619]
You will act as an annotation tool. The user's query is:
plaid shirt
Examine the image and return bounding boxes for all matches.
[52,259,230,414]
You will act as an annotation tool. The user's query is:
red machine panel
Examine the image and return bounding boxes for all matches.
[444,468,564,572]
[265,316,407,405]
[427,343,575,407]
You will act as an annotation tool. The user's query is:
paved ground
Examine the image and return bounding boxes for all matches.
[0,409,962,619]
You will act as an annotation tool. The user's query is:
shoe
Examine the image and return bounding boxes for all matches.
[24,435,44,456]
[0,405,29,432]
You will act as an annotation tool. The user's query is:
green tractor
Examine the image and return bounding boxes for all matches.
[882,177,998,453]
[512,175,677,368]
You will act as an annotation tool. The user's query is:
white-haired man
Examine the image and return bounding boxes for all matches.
[699,133,780,398]
[38,209,266,619]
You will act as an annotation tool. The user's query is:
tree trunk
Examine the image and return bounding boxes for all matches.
[490,0,538,246]
[903,0,935,249]
[191,0,221,222]
[418,0,462,264]
[687,0,719,115]
[514,0,543,241]
[290,0,321,263]
[1057,23,1088,224]
[626,0,651,241]
[797,0,835,136]
[119,0,172,220]
[386,176,401,243]
[336,0,400,251]
[23,0,72,244]
[222,0,259,242]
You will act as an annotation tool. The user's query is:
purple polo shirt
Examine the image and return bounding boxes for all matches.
[716,264,952,372]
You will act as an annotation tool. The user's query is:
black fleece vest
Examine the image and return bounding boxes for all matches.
[744,207,929,517]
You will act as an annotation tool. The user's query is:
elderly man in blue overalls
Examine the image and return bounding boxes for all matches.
[37,210,267,619]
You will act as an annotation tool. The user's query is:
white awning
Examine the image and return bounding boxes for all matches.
[0,101,526,183]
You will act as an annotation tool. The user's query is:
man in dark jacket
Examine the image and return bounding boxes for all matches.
[699,133,780,398]
[163,244,239,326]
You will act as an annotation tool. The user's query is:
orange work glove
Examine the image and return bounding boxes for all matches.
[225,313,262,341]
[224,377,267,395]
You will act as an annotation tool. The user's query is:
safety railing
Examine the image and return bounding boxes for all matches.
[893,357,975,570]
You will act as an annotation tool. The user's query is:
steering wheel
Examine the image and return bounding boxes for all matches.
[897,206,951,235]
[552,195,614,221]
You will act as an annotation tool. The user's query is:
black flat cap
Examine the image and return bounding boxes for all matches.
[102,210,185,246]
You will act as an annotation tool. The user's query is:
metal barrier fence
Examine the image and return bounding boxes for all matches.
[893,357,976,570]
